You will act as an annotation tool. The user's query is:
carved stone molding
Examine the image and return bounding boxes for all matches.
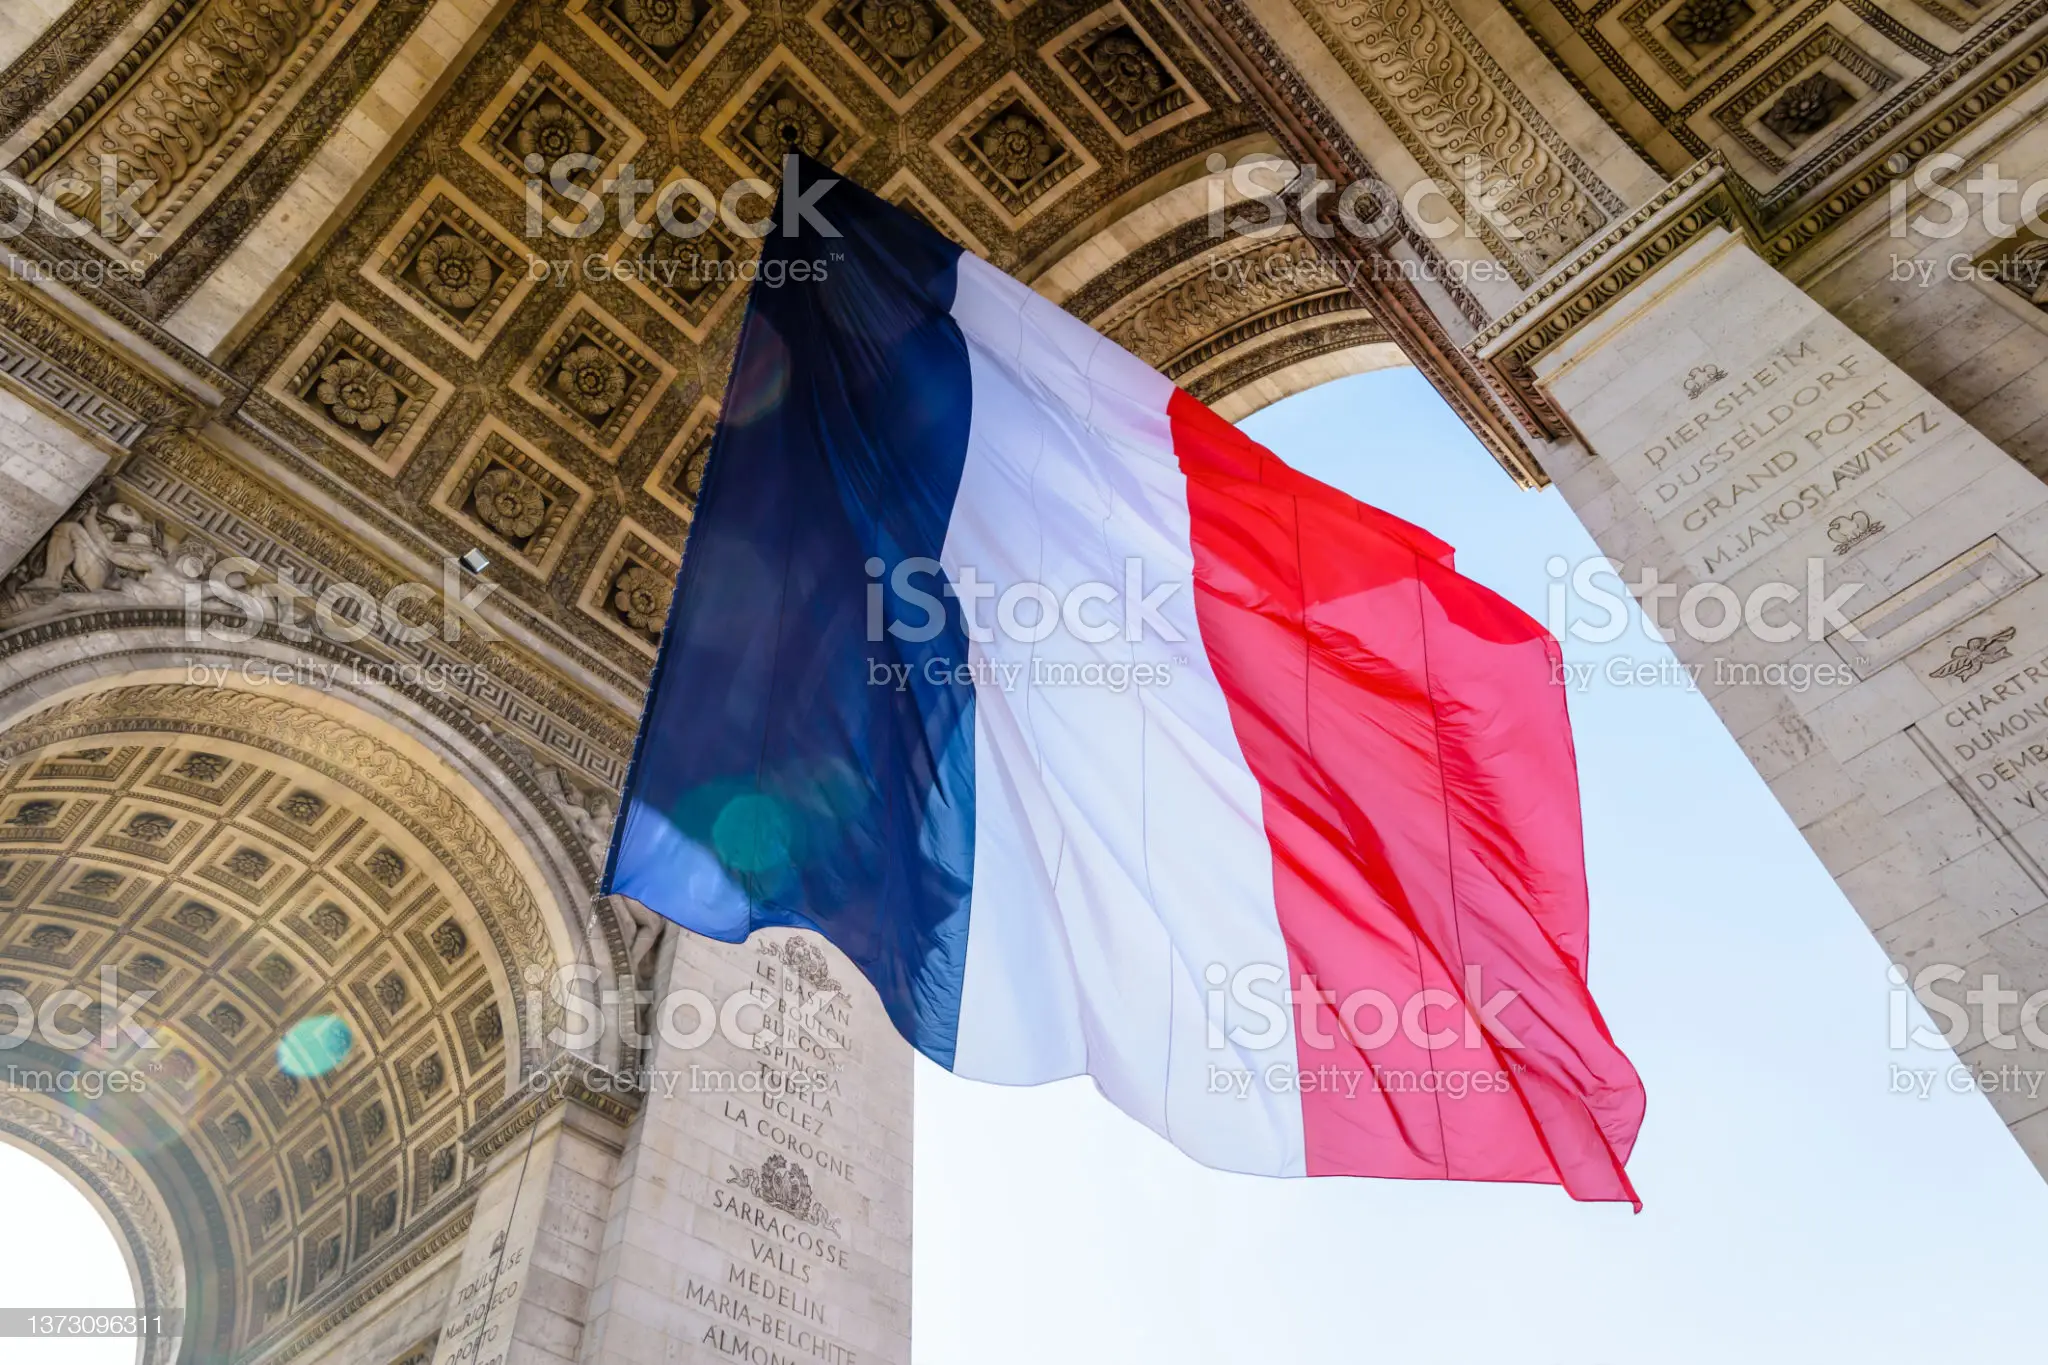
[1099,231,1352,374]
[463,1055,641,1165]
[1470,154,1762,434]
[0,0,170,144]
[0,280,196,448]
[119,430,638,783]
[17,0,369,253]
[1170,0,1548,483]
[1190,314,1394,404]
[1290,0,1624,282]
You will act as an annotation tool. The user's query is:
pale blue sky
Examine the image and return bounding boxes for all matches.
[913,366,2048,1364]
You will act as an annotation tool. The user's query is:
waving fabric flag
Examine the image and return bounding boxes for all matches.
[605,158,1645,1205]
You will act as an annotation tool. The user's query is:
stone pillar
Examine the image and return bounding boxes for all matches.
[1477,160,2048,1170]
[0,281,195,578]
[434,1071,635,1365]
[575,931,913,1365]
[0,379,110,578]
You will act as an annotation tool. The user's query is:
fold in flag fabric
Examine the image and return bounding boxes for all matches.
[605,156,1645,1205]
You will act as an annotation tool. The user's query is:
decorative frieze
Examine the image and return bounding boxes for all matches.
[1102,233,1345,372]
[0,281,192,449]
[16,0,366,251]
[1292,0,1622,281]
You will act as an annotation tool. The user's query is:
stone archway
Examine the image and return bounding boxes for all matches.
[0,681,596,1361]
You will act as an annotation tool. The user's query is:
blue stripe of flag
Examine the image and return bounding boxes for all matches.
[604,158,978,1067]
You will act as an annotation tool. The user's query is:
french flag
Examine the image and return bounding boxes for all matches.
[606,159,1644,1205]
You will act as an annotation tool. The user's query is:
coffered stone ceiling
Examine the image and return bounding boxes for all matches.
[0,688,530,1358]
[1499,0,2048,227]
[0,0,1419,698]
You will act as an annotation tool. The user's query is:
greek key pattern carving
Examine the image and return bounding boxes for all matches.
[1296,0,1622,281]
[0,324,150,447]
[0,282,191,427]
[121,437,634,787]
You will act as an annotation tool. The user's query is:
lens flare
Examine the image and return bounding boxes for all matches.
[712,792,793,876]
[277,1015,353,1078]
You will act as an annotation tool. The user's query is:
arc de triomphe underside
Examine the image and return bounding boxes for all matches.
[2,0,2048,1356]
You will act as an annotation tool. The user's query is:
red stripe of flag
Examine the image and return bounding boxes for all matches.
[1168,389,1645,1206]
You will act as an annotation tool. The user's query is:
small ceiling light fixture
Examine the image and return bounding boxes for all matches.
[459,548,491,574]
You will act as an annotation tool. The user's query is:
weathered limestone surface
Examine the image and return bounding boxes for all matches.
[1526,222,2048,1171]
[575,932,913,1365]
[0,385,107,578]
